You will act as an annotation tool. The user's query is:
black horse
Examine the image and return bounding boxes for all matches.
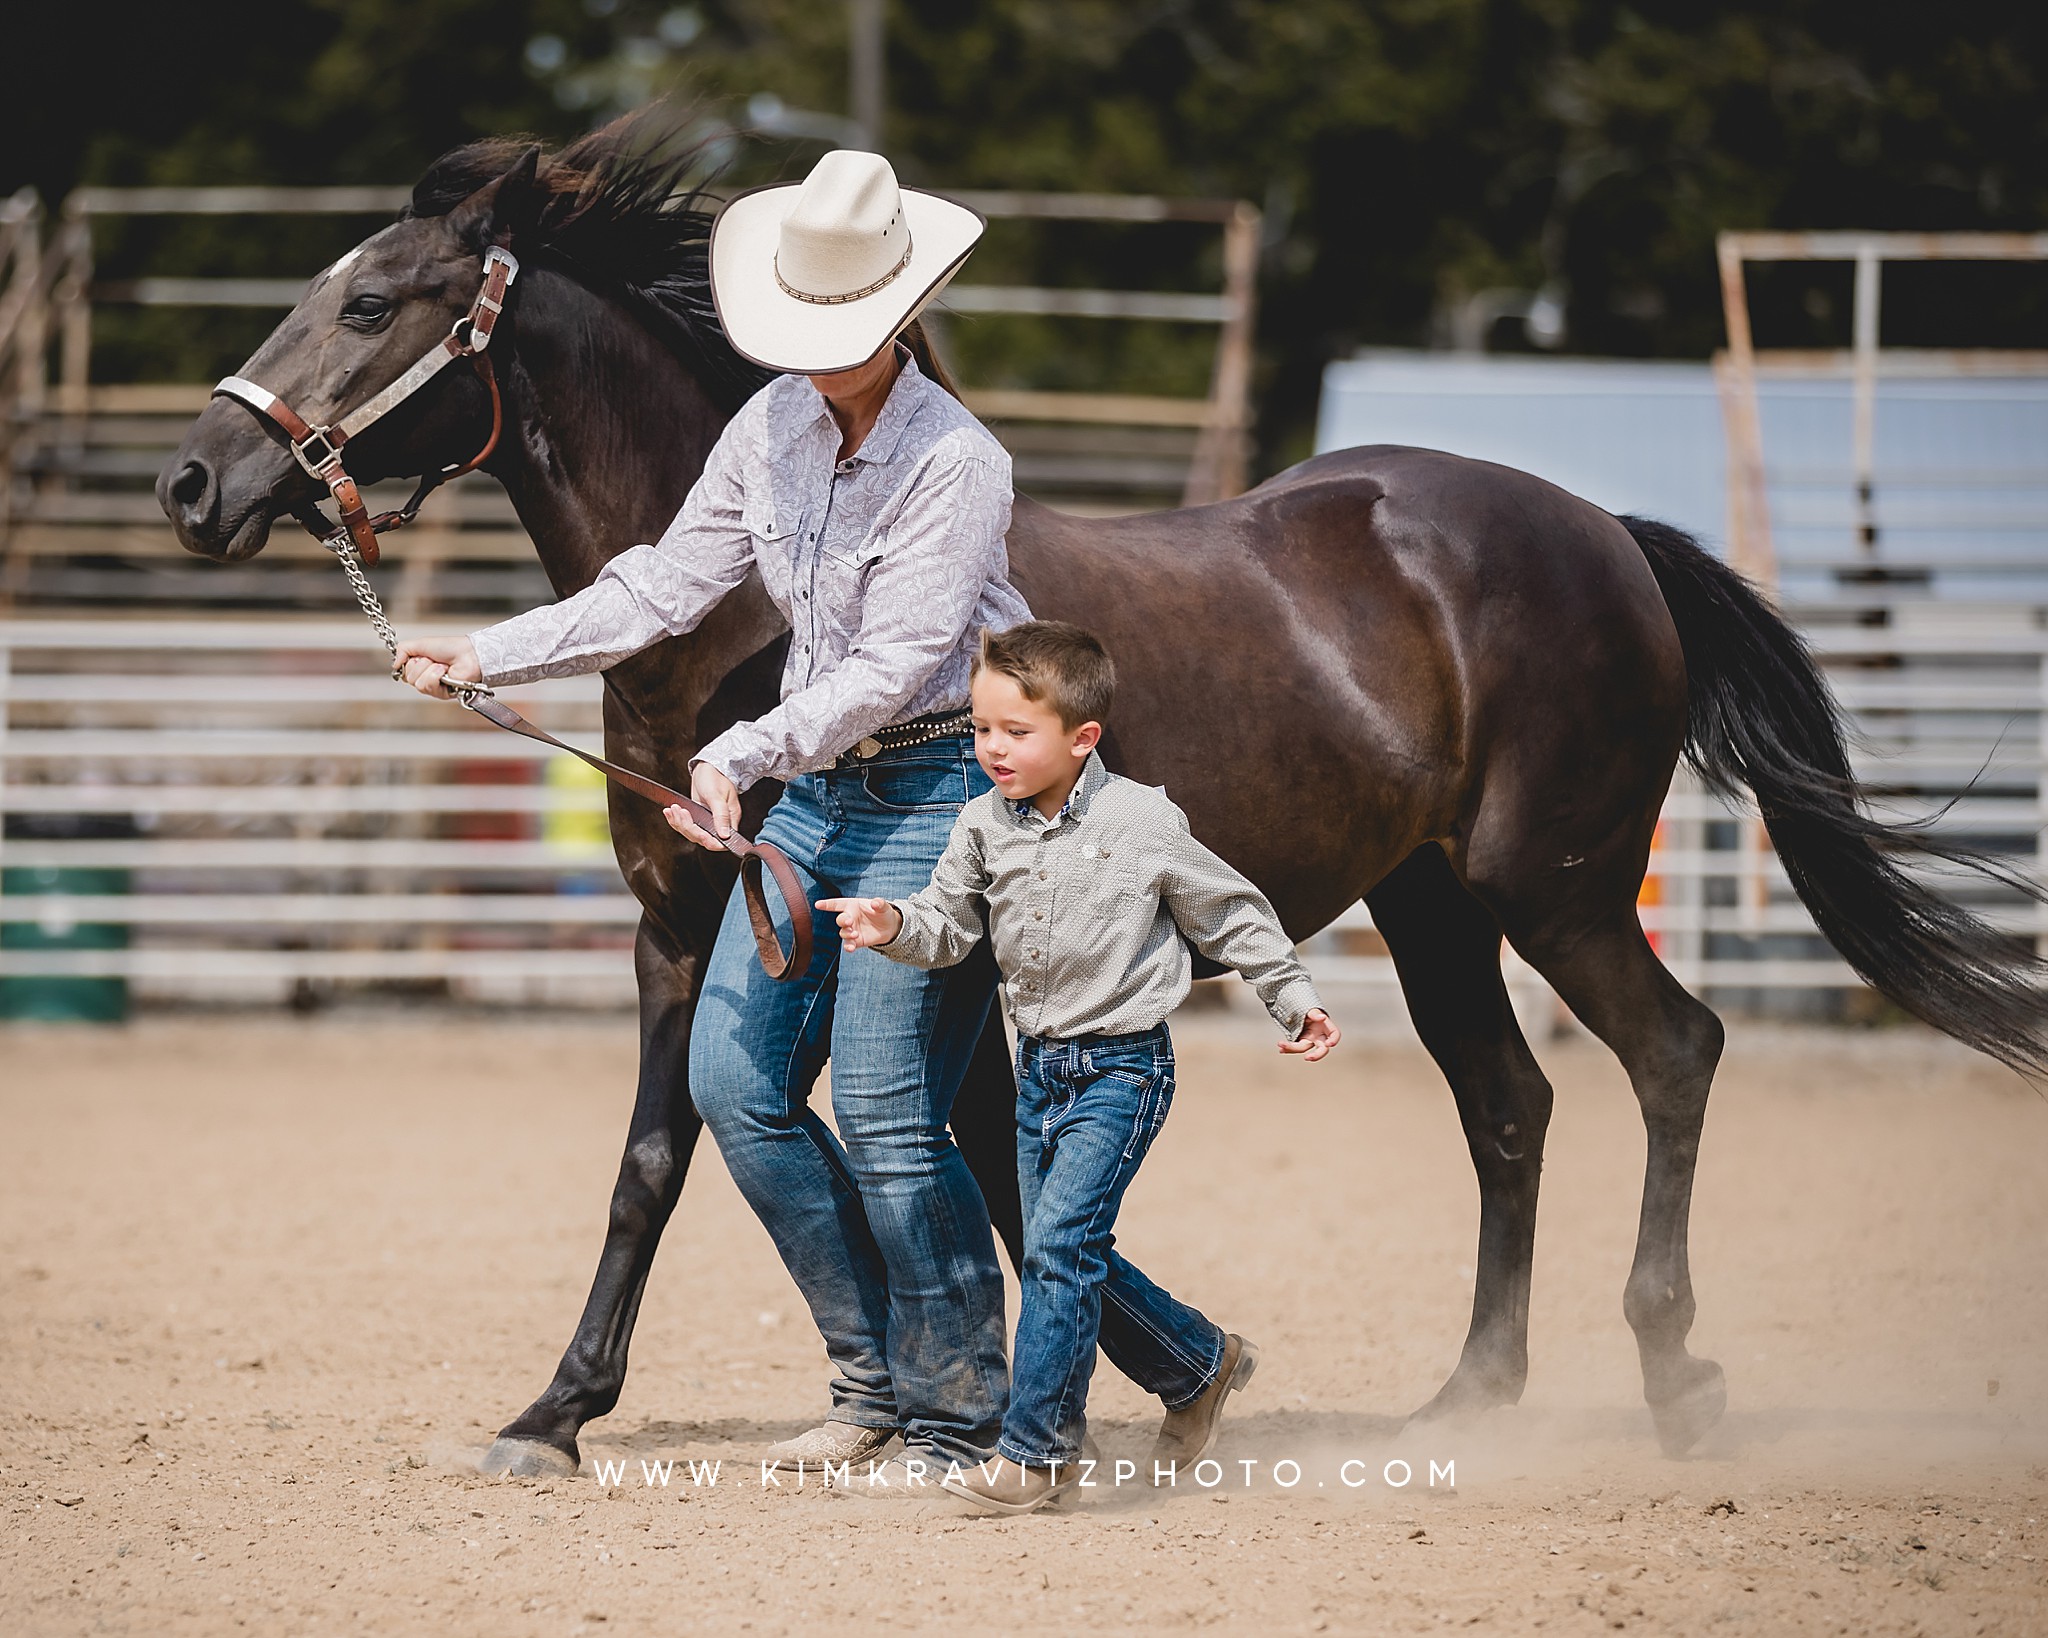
[159,114,2048,1475]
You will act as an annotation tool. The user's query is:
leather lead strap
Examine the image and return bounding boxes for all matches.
[460,691,814,983]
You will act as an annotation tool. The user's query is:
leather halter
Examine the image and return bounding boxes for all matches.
[206,241,814,983]
[212,245,519,567]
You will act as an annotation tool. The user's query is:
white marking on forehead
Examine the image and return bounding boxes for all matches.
[317,242,369,286]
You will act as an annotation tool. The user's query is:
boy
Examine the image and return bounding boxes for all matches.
[820,620,1339,1515]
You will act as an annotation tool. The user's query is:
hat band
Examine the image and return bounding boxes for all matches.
[773,234,915,306]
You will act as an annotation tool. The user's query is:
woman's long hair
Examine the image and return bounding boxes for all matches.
[899,318,964,402]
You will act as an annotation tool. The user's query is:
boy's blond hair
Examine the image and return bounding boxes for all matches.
[973,620,1116,730]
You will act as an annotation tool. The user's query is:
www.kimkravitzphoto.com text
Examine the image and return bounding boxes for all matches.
[588,1455,1460,1495]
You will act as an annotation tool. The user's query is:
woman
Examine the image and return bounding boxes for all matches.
[396,150,1027,1478]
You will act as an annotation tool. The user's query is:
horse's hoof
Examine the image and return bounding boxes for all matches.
[479,1436,579,1478]
[1649,1358,1726,1458]
[1408,1367,1523,1426]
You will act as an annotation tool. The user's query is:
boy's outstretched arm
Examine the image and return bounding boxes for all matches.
[1158,806,1340,1059]
[818,897,904,950]
[822,808,990,969]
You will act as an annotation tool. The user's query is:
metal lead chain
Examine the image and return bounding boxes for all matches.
[326,534,401,660]
[326,534,492,700]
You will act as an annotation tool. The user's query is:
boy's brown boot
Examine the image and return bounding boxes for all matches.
[1150,1333,1260,1475]
[941,1457,1075,1516]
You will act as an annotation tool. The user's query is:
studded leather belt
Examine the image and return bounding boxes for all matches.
[834,709,974,768]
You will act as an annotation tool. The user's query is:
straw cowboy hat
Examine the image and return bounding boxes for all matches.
[710,149,985,374]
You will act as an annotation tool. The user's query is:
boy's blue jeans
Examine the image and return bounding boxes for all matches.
[688,738,1010,1467]
[999,1023,1227,1468]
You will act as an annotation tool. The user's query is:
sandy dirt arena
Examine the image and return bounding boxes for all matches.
[4,1009,2047,1636]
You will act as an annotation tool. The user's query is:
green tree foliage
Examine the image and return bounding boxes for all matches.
[7,1,2045,469]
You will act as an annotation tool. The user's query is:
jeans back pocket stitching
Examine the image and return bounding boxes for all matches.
[1148,1070,1175,1144]
[1121,1069,1162,1161]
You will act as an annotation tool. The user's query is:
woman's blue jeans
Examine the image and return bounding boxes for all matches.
[688,736,1009,1466]
[1000,1024,1227,1468]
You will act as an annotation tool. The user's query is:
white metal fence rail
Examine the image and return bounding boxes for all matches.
[6,611,2043,1006]
[0,620,639,1003]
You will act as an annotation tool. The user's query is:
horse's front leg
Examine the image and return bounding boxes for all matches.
[481,914,707,1477]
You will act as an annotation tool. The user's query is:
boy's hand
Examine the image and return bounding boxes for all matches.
[1280,1008,1341,1061]
[817,896,903,950]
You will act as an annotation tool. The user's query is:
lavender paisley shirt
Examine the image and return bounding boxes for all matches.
[469,353,1029,791]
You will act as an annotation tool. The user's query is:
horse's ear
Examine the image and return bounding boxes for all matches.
[449,144,543,252]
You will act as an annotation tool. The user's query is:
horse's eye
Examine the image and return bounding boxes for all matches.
[340,293,391,325]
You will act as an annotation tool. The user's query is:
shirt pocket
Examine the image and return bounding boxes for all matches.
[814,535,885,642]
[1065,845,1154,925]
[741,496,805,614]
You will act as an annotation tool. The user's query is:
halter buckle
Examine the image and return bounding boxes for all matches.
[291,426,345,481]
[464,247,520,354]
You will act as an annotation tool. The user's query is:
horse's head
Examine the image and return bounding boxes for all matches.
[158,149,540,561]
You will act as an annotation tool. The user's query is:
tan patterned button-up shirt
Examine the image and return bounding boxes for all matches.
[881,752,1323,1040]
[469,353,1029,790]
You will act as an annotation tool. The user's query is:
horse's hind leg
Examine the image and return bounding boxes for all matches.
[1509,904,1727,1456]
[1369,845,1557,1419]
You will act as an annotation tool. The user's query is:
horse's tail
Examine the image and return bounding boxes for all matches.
[1619,513,2048,1079]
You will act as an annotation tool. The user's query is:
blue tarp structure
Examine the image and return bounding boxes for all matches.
[1316,350,2048,602]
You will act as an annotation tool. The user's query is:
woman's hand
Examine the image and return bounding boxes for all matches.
[817,897,904,950]
[664,761,743,852]
[394,635,482,699]
[1280,1008,1341,1061]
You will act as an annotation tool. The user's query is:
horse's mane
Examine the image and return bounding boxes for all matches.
[407,107,777,414]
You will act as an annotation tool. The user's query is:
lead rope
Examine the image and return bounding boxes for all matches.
[325,538,813,982]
